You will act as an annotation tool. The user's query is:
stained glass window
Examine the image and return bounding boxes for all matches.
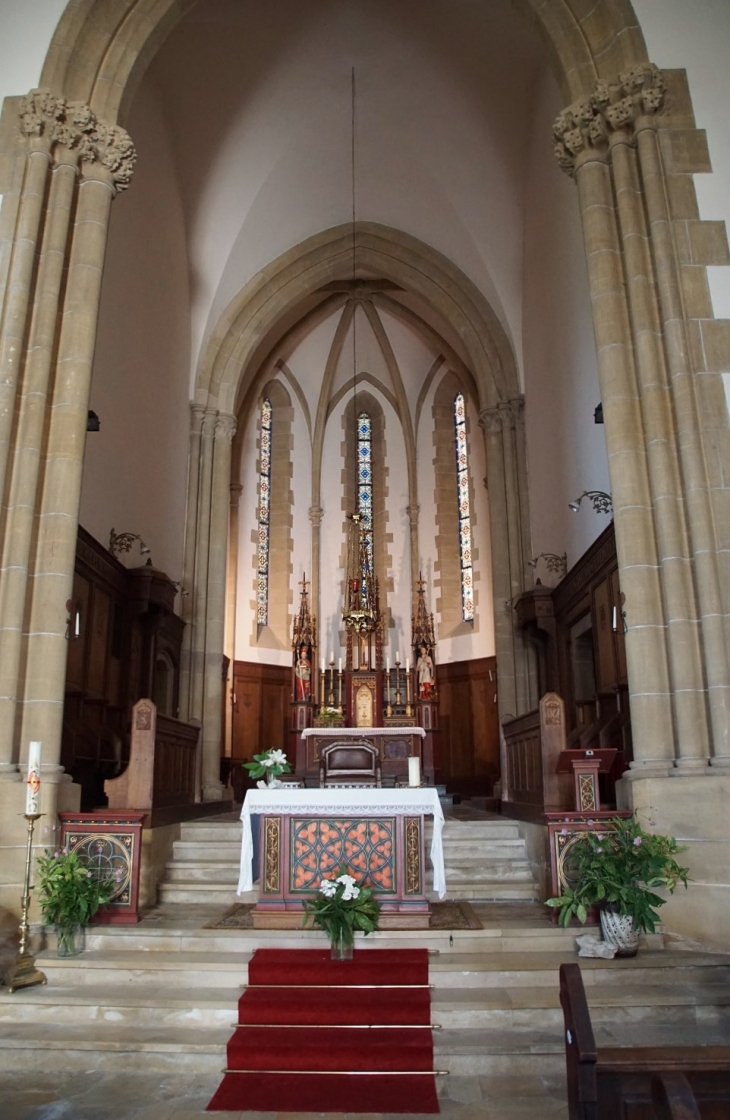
[257,399,272,626]
[357,411,374,587]
[454,393,474,621]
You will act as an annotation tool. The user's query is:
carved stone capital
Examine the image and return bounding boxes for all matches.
[19,89,136,192]
[406,504,420,529]
[308,504,324,528]
[553,64,666,177]
[479,406,503,435]
[200,408,218,438]
[214,413,237,443]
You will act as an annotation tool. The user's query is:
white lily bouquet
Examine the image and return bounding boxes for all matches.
[243,748,292,789]
[302,864,380,951]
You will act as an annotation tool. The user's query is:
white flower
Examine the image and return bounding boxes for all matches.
[261,756,275,768]
[256,779,268,789]
[319,878,337,897]
[268,749,287,767]
[336,874,356,887]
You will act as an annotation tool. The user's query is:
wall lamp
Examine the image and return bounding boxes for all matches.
[109,529,151,558]
[528,552,568,580]
[87,410,100,432]
[569,491,613,515]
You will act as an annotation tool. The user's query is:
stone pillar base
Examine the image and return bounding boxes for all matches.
[201,781,226,802]
[615,772,730,950]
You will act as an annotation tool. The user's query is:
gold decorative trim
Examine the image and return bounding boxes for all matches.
[405,816,421,894]
[263,816,281,893]
[578,774,596,812]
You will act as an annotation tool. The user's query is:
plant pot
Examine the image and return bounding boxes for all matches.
[55,923,85,957]
[600,906,639,957]
[330,931,354,961]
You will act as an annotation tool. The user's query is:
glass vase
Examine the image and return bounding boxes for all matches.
[55,923,84,957]
[330,930,354,961]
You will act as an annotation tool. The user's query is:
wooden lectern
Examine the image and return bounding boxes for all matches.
[556,748,622,813]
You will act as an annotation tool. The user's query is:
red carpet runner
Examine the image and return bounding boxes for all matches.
[207,948,440,1113]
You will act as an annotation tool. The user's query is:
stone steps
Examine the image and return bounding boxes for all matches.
[0,932,728,1074]
[162,811,541,904]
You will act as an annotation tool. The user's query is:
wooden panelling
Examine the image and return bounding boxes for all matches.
[232,660,290,763]
[435,656,498,795]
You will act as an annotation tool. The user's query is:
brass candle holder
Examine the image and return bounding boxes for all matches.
[337,668,343,713]
[8,813,46,993]
[405,667,413,719]
[386,668,393,718]
[328,659,335,707]
[395,659,402,707]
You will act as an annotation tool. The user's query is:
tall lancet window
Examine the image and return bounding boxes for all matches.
[256,398,272,626]
[454,393,474,621]
[357,411,374,581]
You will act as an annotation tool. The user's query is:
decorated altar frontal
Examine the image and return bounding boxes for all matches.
[238,788,446,930]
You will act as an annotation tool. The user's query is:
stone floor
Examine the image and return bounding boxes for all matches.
[0,1069,569,1119]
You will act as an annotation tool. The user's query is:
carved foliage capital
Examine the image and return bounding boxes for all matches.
[479,406,503,435]
[553,64,666,177]
[19,89,136,192]
[214,412,237,443]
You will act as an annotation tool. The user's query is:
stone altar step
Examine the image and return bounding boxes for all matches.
[0,941,728,1074]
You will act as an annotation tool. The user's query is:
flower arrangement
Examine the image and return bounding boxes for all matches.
[36,848,116,932]
[243,748,291,788]
[317,707,342,728]
[302,865,380,949]
[545,815,689,932]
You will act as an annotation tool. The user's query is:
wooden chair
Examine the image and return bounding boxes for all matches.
[319,741,382,788]
[559,962,730,1119]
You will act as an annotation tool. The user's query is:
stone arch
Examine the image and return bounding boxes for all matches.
[41,0,648,122]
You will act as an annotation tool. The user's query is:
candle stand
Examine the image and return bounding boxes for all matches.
[8,813,47,993]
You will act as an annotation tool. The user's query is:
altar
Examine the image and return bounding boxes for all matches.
[237,787,446,929]
[297,725,427,785]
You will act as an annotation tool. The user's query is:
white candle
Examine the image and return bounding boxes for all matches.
[338,658,342,673]
[386,656,390,672]
[406,657,410,673]
[408,756,421,788]
[396,650,400,663]
[321,658,325,673]
[330,651,334,665]
[26,741,42,815]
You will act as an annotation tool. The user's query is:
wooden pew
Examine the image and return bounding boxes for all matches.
[559,963,730,1119]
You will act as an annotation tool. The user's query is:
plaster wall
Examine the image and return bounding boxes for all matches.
[522,67,610,573]
[79,80,191,582]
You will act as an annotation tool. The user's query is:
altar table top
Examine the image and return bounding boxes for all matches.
[300,726,426,739]
[237,787,446,899]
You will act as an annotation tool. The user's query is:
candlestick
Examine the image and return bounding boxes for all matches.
[25,741,41,815]
[7,813,46,993]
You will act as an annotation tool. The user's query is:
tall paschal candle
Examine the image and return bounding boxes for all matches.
[26,741,42,814]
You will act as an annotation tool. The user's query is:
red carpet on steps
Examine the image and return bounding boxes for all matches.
[207,947,440,1113]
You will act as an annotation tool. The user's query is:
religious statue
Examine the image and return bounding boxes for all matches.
[416,644,434,700]
[295,643,312,700]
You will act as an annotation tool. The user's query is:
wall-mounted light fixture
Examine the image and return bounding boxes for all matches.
[528,552,568,580]
[109,529,151,558]
[87,410,100,432]
[594,402,604,424]
[569,491,613,515]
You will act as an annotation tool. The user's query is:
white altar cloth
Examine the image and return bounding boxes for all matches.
[237,787,446,898]
[300,726,426,740]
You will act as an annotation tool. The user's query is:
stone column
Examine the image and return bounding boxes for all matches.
[499,398,533,712]
[406,504,420,614]
[481,405,519,719]
[553,62,730,773]
[189,408,217,722]
[225,481,243,753]
[201,413,236,800]
[635,120,730,768]
[19,109,135,779]
[309,503,324,639]
[0,141,79,775]
[179,403,206,720]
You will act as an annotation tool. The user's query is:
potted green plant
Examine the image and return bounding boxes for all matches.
[316,706,343,728]
[36,848,116,956]
[243,748,292,788]
[545,815,689,955]
[302,865,380,959]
